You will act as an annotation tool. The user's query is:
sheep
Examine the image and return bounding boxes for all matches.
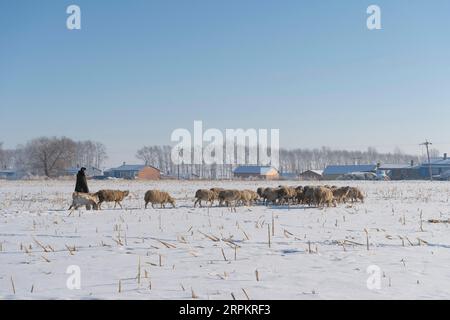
[95,190,130,209]
[256,187,266,203]
[262,187,281,206]
[144,190,176,209]
[210,188,225,205]
[277,186,297,205]
[347,187,365,203]
[239,189,258,206]
[314,186,335,208]
[218,189,241,211]
[332,186,351,204]
[295,186,304,204]
[302,186,318,206]
[256,188,269,205]
[248,190,259,203]
[69,192,99,211]
[194,189,214,208]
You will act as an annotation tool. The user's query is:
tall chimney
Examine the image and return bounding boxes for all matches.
[123,162,126,166]
[410,160,414,167]
[444,153,448,160]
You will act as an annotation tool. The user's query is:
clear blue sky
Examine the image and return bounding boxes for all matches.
[1,0,450,167]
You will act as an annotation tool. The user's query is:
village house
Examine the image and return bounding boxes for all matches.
[233,166,279,180]
[104,163,161,180]
[0,169,25,180]
[378,162,421,180]
[419,153,450,179]
[322,164,378,180]
[299,169,323,181]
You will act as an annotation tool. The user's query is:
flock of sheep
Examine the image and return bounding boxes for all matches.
[68,185,365,212]
[194,185,364,211]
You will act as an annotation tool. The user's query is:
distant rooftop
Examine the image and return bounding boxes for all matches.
[108,164,160,172]
[233,166,278,175]
[378,164,416,170]
[323,164,377,175]
[426,158,450,166]
[113,164,146,171]
[306,169,324,175]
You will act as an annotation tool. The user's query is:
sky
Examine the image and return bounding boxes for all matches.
[1,0,450,167]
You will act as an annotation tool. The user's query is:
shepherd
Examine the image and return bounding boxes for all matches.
[75,167,89,193]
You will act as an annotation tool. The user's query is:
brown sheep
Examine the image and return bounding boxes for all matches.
[144,190,176,209]
[218,189,241,211]
[347,187,365,203]
[295,186,304,204]
[277,186,296,205]
[194,189,214,207]
[302,186,318,206]
[332,186,351,204]
[257,187,265,200]
[314,186,335,208]
[257,187,270,204]
[239,189,258,206]
[262,187,280,205]
[210,188,225,205]
[69,192,99,211]
[248,190,259,203]
[95,190,129,209]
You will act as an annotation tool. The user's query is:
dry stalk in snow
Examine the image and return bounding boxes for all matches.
[364,229,370,251]
[242,288,250,300]
[221,248,227,261]
[10,277,15,295]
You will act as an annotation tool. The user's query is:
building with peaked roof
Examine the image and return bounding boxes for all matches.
[105,163,161,180]
[233,166,279,180]
[299,169,323,181]
[378,163,421,180]
[322,164,377,180]
[419,153,450,179]
[0,169,26,180]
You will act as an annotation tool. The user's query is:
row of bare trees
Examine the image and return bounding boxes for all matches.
[1,138,431,179]
[0,137,107,177]
[136,144,426,179]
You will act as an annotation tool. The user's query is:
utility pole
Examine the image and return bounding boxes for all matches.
[420,140,433,181]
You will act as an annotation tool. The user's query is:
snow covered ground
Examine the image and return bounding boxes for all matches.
[1,179,450,300]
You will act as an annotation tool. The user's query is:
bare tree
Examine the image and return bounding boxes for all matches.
[0,143,20,170]
[24,137,77,177]
[94,141,108,168]
[136,146,154,166]
[429,148,441,159]
[73,140,108,168]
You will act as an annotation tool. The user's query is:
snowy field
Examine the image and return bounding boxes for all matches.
[1,179,450,300]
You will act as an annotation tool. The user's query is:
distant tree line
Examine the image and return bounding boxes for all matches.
[0,137,107,177]
[136,144,428,179]
[0,138,435,179]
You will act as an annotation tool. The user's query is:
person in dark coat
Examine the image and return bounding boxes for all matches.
[75,167,89,193]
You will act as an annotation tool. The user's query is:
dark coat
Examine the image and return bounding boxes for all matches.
[75,170,89,193]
